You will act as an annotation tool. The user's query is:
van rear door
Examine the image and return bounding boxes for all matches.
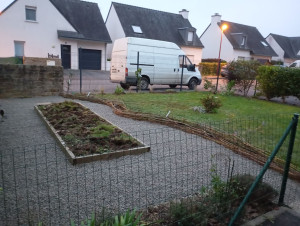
[110,51,127,83]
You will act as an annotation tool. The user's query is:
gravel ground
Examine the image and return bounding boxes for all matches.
[0,96,300,226]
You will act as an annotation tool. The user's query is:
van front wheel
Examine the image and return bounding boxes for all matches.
[140,77,149,90]
[188,78,198,90]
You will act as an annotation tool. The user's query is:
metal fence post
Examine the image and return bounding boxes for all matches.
[136,51,139,93]
[79,48,82,94]
[278,113,299,205]
[180,56,185,91]
[228,114,297,226]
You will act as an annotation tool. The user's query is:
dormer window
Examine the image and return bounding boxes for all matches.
[261,41,268,47]
[132,25,143,34]
[241,36,246,46]
[188,31,194,42]
[25,6,37,21]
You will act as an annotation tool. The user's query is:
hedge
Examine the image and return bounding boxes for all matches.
[257,66,300,100]
[199,62,227,75]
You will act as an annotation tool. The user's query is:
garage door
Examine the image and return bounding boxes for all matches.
[79,49,101,70]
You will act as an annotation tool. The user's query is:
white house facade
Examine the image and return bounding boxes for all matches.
[200,14,277,62]
[266,34,300,65]
[105,3,204,65]
[0,0,111,70]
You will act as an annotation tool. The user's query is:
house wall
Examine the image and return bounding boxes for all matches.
[265,35,285,63]
[0,64,63,98]
[232,50,251,61]
[180,46,203,65]
[200,23,235,62]
[0,0,107,70]
[0,0,75,58]
[105,4,126,59]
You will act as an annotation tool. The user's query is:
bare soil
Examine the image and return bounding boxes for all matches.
[38,101,139,156]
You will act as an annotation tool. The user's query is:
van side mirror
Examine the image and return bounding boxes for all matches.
[187,64,196,72]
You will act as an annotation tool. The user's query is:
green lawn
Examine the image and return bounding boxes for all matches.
[95,91,300,169]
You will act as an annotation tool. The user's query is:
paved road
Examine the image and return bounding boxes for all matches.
[1,96,300,225]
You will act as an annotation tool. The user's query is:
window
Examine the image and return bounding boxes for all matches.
[25,6,36,21]
[238,56,245,61]
[14,41,25,57]
[241,36,246,46]
[188,31,194,42]
[179,55,193,68]
[132,25,142,34]
[261,41,268,47]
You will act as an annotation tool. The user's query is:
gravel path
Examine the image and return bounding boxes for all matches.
[0,96,299,225]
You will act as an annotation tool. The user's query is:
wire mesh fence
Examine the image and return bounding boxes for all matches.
[1,121,300,225]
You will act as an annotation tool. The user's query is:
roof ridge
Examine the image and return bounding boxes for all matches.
[221,20,257,29]
[112,2,183,17]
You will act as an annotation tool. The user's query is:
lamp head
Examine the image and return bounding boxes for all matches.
[221,24,228,31]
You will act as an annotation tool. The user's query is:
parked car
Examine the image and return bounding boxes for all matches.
[289,60,300,68]
[220,65,228,77]
[110,37,202,90]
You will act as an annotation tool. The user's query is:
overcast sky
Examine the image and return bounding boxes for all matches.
[1,0,299,38]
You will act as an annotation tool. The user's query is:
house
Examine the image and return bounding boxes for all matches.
[265,33,300,65]
[200,13,277,63]
[0,0,111,70]
[105,2,204,64]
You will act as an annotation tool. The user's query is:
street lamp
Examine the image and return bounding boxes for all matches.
[215,24,228,93]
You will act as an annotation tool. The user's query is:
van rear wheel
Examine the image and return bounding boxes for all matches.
[120,83,130,90]
[140,77,149,90]
[188,78,198,90]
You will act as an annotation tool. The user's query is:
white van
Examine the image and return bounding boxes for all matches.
[289,60,300,68]
[110,37,202,90]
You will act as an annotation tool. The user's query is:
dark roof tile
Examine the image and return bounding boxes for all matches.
[50,0,111,42]
[221,20,277,57]
[112,2,203,48]
[269,34,300,59]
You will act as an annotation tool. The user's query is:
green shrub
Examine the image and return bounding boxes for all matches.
[203,79,215,92]
[100,210,144,226]
[257,66,300,100]
[200,95,222,113]
[199,62,227,75]
[114,86,124,95]
[202,58,227,63]
[221,80,235,96]
[227,60,260,96]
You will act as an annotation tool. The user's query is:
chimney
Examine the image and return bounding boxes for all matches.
[179,9,189,19]
[211,13,221,24]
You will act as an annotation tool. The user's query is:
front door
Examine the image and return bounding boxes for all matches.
[61,45,71,69]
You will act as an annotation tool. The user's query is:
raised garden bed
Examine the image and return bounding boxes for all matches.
[35,101,150,164]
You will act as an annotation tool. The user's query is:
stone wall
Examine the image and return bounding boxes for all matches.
[0,64,63,98]
[24,57,62,66]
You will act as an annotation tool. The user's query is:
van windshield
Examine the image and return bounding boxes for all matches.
[179,55,193,68]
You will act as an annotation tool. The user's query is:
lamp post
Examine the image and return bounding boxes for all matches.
[215,24,228,93]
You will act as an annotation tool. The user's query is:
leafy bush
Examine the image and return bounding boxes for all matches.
[200,95,222,113]
[223,80,236,96]
[114,85,124,95]
[199,62,227,75]
[202,58,227,63]
[227,60,260,96]
[100,210,143,226]
[257,66,300,100]
[203,79,215,92]
[71,210,144,226]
